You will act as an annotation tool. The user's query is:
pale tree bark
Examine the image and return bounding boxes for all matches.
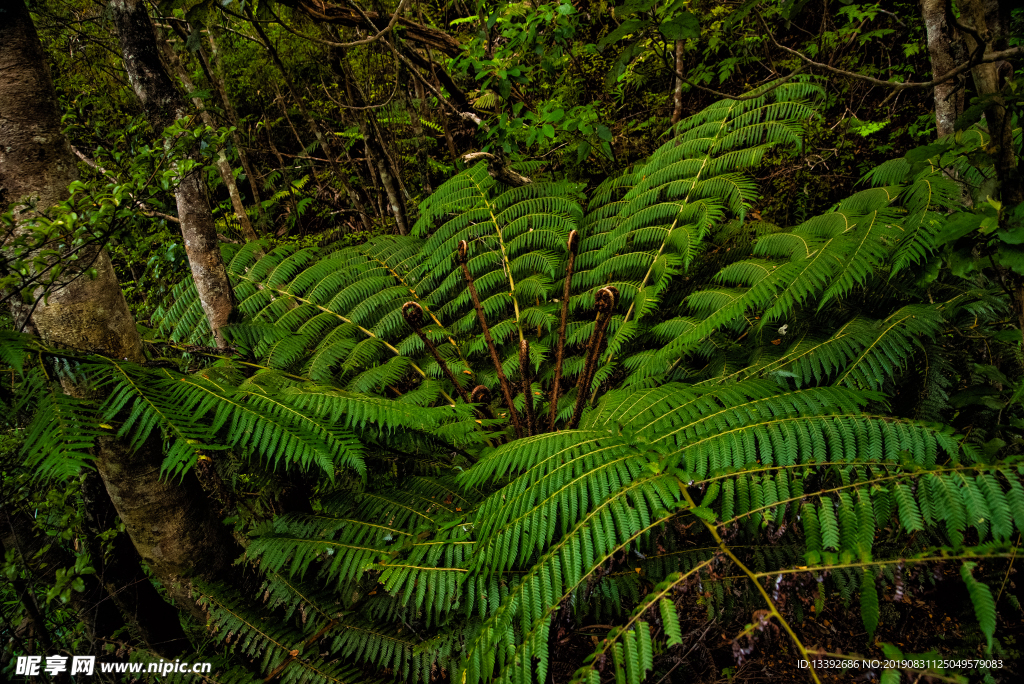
[0,0,142,360]
[920,0,965,137]
[109,0,235,347]
[960,0,1020,204]
[671,40,685,125]
[81,472,191,656]
[155,31,259,242]
[950,0,1024,343]
[1,0,239,625]
[365,117,411,235]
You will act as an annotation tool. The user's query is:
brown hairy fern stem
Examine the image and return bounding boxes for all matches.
[471,385,495,419]
[548,230,579,432]
[457,240,523,437]
[569,286,617,430]
[402,301,471,403]
[519,339,536,436]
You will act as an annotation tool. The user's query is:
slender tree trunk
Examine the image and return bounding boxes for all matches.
[366,119,410,235]
[156,32,258,242]
[961,0,1020,204]
[957,0,1024,344]
[920,0,966,137]
[671,40,685,125]
[109,0,235,347]
[330,47,411,235]
[1,0,240,622]
[207,28,265,219]
[410,77,434,195]
[263,114,301,223]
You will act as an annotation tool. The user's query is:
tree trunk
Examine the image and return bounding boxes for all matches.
[671,40,685,126]
[109,0,235,347]
[1,0,240,623]
[960,0,1020,204]
[919,0,966,138]
[366,119,411,235]
[0,0,143,360]
[81,472,192,656]
[156,31,259,242]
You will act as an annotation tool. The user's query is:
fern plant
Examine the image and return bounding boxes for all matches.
[9,80,1024,684]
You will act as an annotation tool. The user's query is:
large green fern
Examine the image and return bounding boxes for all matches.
[10,81,1022,684]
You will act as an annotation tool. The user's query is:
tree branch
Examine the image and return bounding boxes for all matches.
[70,146,181,224]
[759,11,1021,96]
[266,0,410,48]
[292,0,462,56]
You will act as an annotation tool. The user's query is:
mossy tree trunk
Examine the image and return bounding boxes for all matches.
[1,0,239,626]
[108,0,236,347]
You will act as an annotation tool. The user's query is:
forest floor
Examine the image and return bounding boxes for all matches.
[546,565,1024,683]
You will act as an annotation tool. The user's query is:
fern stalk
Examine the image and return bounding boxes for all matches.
[402,302,471,404]
[471,384,495,420]
[262,618,338,683]
[458,240,523,437]
[548,230,579,432]
[569,286,617,430]
[678,483,823,684]
[519,339,536,436]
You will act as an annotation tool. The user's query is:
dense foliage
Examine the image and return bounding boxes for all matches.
[3,1,1024,684]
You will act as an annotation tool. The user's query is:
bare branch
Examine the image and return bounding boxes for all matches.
[675,66,806,102]
[265,0,410,48]
[294,0,462,56]
[759,12,1021,95]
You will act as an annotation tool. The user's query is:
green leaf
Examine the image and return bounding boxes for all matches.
[860,568,879,641]
[659,12,699,41]
[659,599,683,646]
[904,142,950,164]
[848,118,889,137]
[960,562,997,652]
[598,19,647,50]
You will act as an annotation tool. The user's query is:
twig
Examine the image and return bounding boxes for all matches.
[676,66,806,102]
[996,533,1020,603]
[757,12,1021,97]
[70,146,180,223]
[265,0,411,49]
